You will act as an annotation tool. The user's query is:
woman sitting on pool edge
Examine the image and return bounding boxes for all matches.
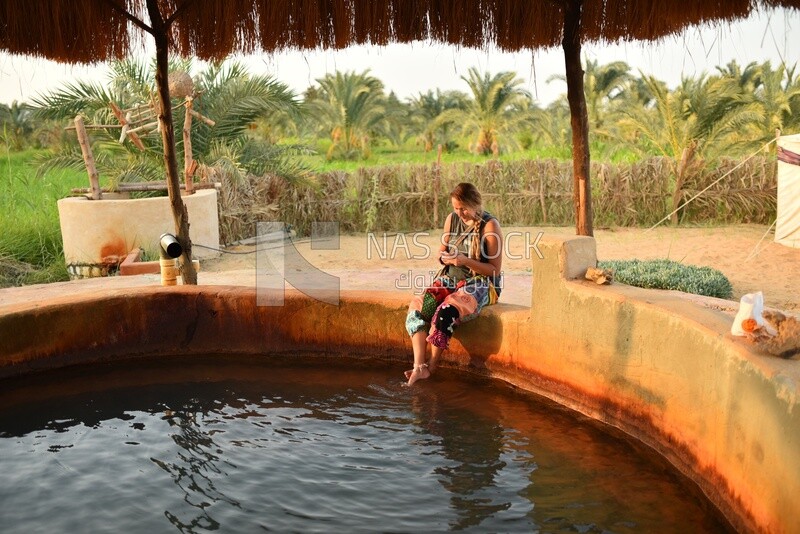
[405,182,503,386]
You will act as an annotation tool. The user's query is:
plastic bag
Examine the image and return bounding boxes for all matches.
[731,291,777,337]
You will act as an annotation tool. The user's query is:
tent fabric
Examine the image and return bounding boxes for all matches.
[776,133,800,248]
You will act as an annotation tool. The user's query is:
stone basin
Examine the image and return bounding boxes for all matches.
[1,236,798,534]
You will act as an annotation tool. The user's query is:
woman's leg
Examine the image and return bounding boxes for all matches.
[428,345,444,373]
[405,277,458,385]
[405,292,436,385]
[405,334,442,380]
[406,330,431,385]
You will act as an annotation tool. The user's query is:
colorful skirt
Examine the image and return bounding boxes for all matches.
[405,274,501,349]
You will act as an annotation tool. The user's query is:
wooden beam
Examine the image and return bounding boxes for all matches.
[189,109,216,126]
[109,101,146,150]
[101,0,153,34]
[73,116,102,200]
[183,97,194,194]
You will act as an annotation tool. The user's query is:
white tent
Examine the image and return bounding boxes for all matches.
[776,133,800,248]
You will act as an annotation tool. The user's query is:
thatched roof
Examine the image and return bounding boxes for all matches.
[2,0,799,64]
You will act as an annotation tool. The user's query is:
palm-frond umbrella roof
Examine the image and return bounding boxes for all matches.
[1,0,798,63]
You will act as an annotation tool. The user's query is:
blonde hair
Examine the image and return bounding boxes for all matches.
[450,182,482,213]
[450,182,486,261]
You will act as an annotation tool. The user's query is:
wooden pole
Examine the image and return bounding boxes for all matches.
[563,0,593,237]
[183,97,194,194]
[433,143,442,227]
[73,115,102,200]
[189,109,216,126]
[109,101,146,150]
[146,0,197,285]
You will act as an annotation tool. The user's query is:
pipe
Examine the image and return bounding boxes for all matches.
[159,233,183,259]
[159,233,182,286]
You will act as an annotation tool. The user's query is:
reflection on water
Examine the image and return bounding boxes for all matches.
[0,355,730,533]
[411,389,517,530]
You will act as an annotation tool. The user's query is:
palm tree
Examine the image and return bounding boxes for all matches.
[617,73,763,222]
[618,73,763,161]
[306,70,390,160]
[741,61,800,144]
[549,59,631,135]
[438,68,533,156]
[407,89,468,152]
[527,97,572,154]
[32,58,302,184]
[0,101,36,150]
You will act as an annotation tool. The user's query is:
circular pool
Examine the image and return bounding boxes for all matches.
[0,355,729,532]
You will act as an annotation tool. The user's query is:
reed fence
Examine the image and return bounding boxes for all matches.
[215,156,778,243]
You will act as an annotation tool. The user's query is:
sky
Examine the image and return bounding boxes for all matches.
[0,8,797,107]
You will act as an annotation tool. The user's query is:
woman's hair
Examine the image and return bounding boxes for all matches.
[450,182,482,210]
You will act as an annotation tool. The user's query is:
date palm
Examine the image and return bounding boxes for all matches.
[32,58,302,184]
[438,68,533,156]
[617,73,763,222]
[0,101,37,150]
[407,89,468,152]
[549,59,631,134]
[306,70,390,160]
[742,61,800,144]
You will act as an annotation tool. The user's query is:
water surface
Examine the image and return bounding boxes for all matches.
[0,355,729,533]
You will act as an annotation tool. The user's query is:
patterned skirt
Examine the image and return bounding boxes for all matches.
[405,274,501,349]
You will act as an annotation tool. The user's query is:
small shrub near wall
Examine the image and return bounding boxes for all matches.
[599,259,734,299]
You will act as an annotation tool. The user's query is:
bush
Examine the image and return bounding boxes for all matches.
[598,259,733,299]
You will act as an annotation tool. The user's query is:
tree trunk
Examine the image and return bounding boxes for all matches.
[671,141,696,225]
[562,0,593,237]
[146,0,197,284]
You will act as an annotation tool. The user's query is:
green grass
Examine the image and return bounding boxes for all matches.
[291,136,640,173]
[0,148,86,286]
[296,138,578,173]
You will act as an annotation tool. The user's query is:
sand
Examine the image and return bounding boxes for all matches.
[202,224,800,313]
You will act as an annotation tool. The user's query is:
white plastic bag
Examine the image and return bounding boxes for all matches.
[731,291,776,336]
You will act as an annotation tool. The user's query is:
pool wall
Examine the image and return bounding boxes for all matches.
[1,236,798,534]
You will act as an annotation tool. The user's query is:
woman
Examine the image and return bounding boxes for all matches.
[405,182,503,385]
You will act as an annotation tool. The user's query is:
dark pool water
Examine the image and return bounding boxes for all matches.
[0,355,729,533]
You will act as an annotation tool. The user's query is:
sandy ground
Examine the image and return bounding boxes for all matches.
[202,224,800,313]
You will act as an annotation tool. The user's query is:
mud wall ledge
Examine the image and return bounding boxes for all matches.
[1,236,798,534]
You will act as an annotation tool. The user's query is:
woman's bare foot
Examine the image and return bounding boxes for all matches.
[406,364,430,386]
[405,356,440,379]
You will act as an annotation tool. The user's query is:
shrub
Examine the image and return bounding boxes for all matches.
[598,259,733,299]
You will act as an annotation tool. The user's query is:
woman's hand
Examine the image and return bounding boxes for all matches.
[441,250,466,267]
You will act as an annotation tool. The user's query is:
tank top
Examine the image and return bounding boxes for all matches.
[444,211,499,284]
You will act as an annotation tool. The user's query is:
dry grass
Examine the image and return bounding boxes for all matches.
[211,156,777,243]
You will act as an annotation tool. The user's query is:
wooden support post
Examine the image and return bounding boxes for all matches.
[433,144,442,227]
[73,115,102,200]
[147,0,197,285]
[563,0,594,236]
[183,97,194,194]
